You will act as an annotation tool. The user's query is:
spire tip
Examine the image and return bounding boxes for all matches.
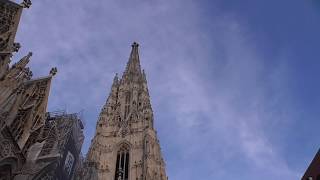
[131,42,139,47]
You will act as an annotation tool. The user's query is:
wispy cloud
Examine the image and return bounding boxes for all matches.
[151,15,299,179]
[14,0,302,179]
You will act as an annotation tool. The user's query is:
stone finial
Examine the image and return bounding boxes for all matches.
[49,67,57,76]
[26,52,32,58]
[17,85,25,94]
[12,43,21,52]
[24,67,33,80]
[21,0,32,8]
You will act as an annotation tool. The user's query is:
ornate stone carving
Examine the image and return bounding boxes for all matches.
[12,42,21,52]
[0,140,12,159]
[22,67,32,80]
[0,1,21,53]
[49,67,57,76]
[39,173,55,180]
[21,0,32,8]
[0,33,11,52]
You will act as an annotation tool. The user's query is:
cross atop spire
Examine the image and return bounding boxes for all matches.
[123,42,142,77]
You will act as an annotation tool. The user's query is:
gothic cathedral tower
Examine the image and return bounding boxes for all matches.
[83,42,168,180]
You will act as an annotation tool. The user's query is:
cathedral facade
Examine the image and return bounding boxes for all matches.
[82,42,168,180]
[0,0,84,179]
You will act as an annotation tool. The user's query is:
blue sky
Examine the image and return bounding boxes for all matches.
[12,0,320,179]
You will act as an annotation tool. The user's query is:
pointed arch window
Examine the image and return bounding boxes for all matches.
[114,145,130,180]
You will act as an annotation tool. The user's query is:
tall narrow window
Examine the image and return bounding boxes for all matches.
[114,145,130,180]
[124,105,130,119]
[124,92,131,119]
[125,92,131,104]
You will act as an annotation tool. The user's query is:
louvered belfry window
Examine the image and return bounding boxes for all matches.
[114,145,130,180]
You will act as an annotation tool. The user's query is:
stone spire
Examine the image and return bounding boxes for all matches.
[105,73,119,107]
[13,52,32,70]
[122,42,142,80]
[82,42,167,180]
[5,52,32,80]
